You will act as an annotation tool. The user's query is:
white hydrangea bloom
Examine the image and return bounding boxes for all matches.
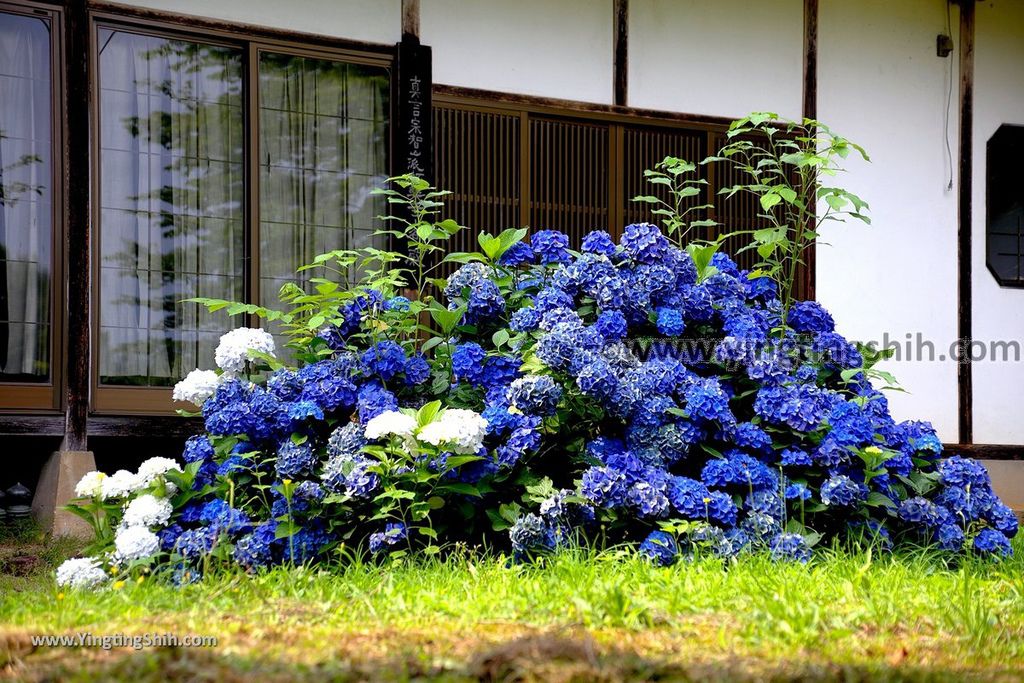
[136,457,182,488]
[121,494,172,528]
[74,471,107,498]
[113,525,161,562]
[100,469,141,500]
[172,368,221,406]
[55,557,109,589]
[214,327,276,374]
[417,409,488,454]
[365,410,418,441]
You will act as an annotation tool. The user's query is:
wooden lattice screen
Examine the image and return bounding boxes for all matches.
[432,97,808,294]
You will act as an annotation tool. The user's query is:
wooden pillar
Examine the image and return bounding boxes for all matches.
[613,0,628,107]
[401,0,419,43]
[800,0,818,302]
[62,0,90,451]
[957,0,975,444]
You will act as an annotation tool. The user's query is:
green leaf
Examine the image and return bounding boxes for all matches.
[492,329,510,348]
[759,192,782,211]
[417,400,443,427]
[865,492,896,509]
[438,482,482,497]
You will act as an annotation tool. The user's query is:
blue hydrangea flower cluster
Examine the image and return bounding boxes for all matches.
[493,224,1016,563]
[154,221,1014,577]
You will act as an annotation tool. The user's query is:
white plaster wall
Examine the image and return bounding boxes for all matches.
[972,0,1024,444]
[421,0,613,104]
[628,0,803,120]
[816,0,960,441]
[115,0,401,44]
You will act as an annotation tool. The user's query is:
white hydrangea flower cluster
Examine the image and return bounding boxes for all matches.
[55,557,109,589]
[137,457,182,488]
[113,525,161,563]
[73,471,107,498]
[416,409,488,455]
[83,456,182,502]
[121,494,172,528]
[364,411,418,440]
[100,469,141,500]
[172,368,221,406]
[214,327,276,374]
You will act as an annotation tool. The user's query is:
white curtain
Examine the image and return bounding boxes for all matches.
[258,54,389,306]
[0,11,51,380]
[98,31,243,385]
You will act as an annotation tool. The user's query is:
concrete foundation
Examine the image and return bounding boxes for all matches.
[30,450,96,538]
[981,459,1024,522]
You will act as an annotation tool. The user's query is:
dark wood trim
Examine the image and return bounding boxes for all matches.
[1,414,201,438]
[62,0,90,450]
[613,0,628,107]
[945,443,1024,461]
[401,0,419,43]
[434,84,736,131]
[957,0,975,444]
[801,0,818,301]
[87,0,394,57]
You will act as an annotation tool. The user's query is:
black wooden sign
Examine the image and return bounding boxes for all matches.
[396,38,433,181]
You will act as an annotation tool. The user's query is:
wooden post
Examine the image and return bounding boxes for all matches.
[613,0,628,107]
[801,0,818,302]
[62,0,90,451]
[957,0,975,444]
[401,0,420,43]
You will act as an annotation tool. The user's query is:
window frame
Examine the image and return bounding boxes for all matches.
[0,0,65,412]
[88,12,394,414]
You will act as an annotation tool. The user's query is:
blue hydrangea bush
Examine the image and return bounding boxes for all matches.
[61,124,1018,585]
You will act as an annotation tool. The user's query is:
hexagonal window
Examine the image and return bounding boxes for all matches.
[986,124,1024,288]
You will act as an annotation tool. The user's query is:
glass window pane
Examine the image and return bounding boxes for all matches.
[0,11,52,383]
[97,29,244,386]
[257,54,389,339]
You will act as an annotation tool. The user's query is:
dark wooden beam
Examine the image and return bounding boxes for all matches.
[613,0,628,107]
[401,0,420,43]
[800,0,818,301]
[945,443,1024,461]
[61,0,90,451]
[957,0,975,444]
[1,415,202,438]
[433,84,736,130]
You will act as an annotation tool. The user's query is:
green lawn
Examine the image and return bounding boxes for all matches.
[2,534,1023,682]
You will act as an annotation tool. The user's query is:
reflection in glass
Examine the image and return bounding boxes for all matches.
[98,30,244,386]
[0,11,51,383]
[258,53,389,323]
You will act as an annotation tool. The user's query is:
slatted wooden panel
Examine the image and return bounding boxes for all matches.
[528,117,610,246]
[433,105,522,251]
[622,125,707,237]
[432,103,810,296]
